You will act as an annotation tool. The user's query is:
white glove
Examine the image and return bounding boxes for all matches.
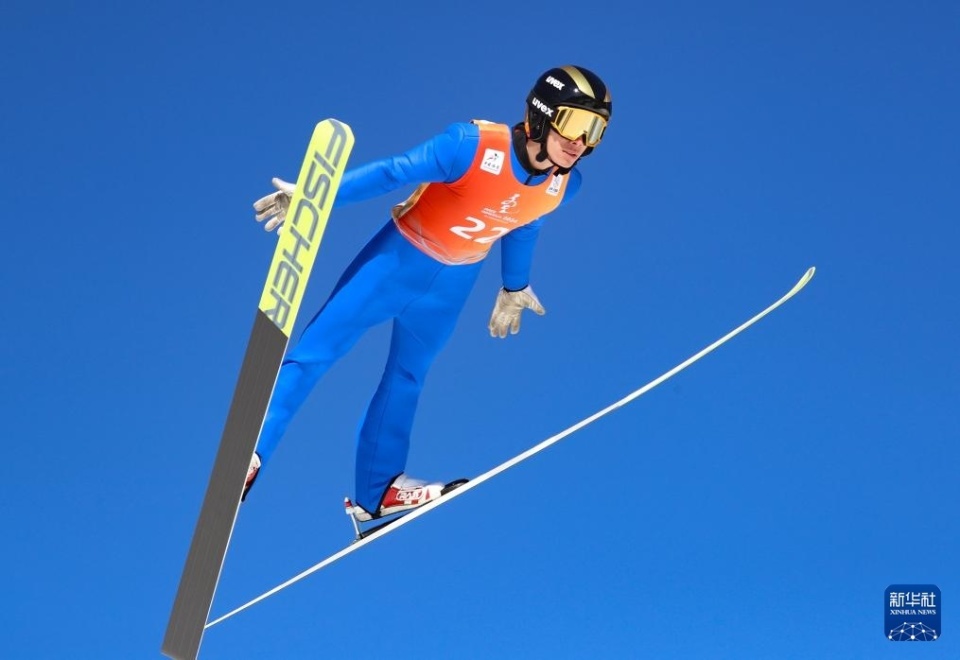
[488,286,546,338]
[253,177,296,233]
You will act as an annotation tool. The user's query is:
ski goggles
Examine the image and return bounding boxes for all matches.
[551,106,608,146]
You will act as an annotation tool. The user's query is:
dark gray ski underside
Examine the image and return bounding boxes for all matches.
[162,310,286,660]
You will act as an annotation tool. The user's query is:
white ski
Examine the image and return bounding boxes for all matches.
[205,266,816,630]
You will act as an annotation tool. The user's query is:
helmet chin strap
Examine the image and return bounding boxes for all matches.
[534,140,553,165]
[535,139,575,176]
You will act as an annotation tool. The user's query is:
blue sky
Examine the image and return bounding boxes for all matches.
[2,1,957,658]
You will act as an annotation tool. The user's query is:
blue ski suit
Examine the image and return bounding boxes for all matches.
[256,121,582,513]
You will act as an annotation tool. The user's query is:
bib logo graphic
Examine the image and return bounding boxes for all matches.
[480,148,504,175]
[499,194,520,214]
[885,584,940,641]
[481,193,520,224]
[546,174,563,196]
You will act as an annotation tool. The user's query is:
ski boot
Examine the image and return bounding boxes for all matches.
[241,452,261,502]
[345,474,468,538]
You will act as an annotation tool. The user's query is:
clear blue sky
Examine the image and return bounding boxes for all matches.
[2,1,957,658]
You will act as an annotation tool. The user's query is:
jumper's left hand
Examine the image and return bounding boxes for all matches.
[488,286,546,338]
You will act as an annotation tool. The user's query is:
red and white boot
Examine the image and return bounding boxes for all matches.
[345,474,445,522]
[241,452,261,502]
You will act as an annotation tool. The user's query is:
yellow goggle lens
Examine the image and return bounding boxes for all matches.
[551,106,607,146]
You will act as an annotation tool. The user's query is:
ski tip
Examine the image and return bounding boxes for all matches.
[787,266,816,297]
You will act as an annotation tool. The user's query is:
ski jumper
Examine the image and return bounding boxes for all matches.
[255,121,583,513]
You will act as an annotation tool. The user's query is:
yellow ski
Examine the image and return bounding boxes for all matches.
[162,119,354,660]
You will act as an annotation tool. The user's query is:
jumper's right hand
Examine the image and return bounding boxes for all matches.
[488,286,546,338]
[253,177,295,233]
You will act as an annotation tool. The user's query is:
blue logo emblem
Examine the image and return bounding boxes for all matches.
[885,584,940,641]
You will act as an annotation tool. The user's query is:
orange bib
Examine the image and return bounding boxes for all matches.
[393,122,569,265]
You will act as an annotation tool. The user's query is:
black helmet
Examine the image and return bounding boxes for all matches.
[525,65,612,151]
